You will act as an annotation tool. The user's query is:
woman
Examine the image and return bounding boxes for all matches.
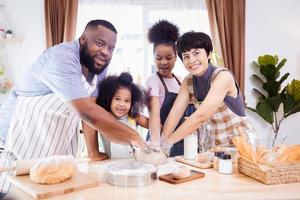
[145,20,184,156]
[162,31,254,148]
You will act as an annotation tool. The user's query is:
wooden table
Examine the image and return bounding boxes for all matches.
[8,158,300,200]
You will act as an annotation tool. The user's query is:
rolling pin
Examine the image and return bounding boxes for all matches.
[0,158,39,175]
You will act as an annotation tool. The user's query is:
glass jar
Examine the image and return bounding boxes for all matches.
[218,153,233,174]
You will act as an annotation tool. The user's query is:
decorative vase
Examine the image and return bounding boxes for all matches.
[256,128,287,149]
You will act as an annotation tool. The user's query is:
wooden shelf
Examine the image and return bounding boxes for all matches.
[0,37,22,44]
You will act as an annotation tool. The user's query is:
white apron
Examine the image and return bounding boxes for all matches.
[0,74,97,192]
[101,116,137,159]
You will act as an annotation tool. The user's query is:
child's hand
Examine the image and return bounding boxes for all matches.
[160,134,173,148]
[149,140,161,151]
[89,152,108,162]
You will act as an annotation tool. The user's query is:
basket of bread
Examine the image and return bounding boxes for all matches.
[233,128,300,185]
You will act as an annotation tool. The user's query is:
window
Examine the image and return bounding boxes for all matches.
[76,0,210,83]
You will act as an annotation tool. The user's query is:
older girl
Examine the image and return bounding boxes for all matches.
[146,20,185,156]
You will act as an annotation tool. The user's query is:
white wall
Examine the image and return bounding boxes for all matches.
[1,0,300,144]
[245,0,300,144]
[0,0,45,86]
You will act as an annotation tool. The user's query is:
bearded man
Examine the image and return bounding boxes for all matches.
[0,20,146,193]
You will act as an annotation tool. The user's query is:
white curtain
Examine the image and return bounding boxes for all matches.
[77,0,208,80]
[79,0,205,10]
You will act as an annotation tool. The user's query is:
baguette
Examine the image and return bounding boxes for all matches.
[232,136,254,161]
[276,144,300,163]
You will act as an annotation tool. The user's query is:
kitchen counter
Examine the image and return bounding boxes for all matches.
[8,158,300,200]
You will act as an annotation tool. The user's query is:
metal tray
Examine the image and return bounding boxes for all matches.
[106,161,158,187]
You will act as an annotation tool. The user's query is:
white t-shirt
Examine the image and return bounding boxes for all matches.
[145,73,182,106]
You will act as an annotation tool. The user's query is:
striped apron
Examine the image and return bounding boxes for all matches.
[187,67,255,147]
[0,74,97,192]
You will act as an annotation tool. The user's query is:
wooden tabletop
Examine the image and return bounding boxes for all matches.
[8,158,300,200]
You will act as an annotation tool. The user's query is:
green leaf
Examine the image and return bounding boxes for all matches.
[260,64,278,81]
[287,79,300,101]
[246,106,258,113]
[281,92,295,115]
[256,101,274,124]
[265,96,281,112]
[263,81,280,97]
[252,61,259,68]
[258,55,278,66]
[277,58,287,71]
[278,73,290,85]
[252,74,265,85]
[253,88,266,99]
[285,101,300,117]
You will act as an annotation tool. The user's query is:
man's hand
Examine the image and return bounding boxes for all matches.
[131,136,147,149]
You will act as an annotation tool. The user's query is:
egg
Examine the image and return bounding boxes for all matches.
[172,165,191,180]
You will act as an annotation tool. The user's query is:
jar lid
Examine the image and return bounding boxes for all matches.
[219,153,231,160]
[214,151,225,157]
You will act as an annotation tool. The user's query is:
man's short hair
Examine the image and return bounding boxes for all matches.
[84,19,117,34]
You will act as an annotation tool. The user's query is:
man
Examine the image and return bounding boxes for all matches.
[0,20,146,192]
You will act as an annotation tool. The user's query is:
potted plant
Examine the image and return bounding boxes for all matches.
[247,54,300,146]
[5,29,13,39]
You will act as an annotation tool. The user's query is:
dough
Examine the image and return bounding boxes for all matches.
[172,165,191,179]
[30,155,76,184]
[133,148,167,165]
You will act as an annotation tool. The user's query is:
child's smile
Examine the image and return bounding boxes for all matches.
[110,88,132,118]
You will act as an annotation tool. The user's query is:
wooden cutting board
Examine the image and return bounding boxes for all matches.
[8,171,99,199]
[175,156,213,169]
[159,170,205,184]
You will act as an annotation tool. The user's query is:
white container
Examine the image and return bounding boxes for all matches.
[106,161,157,187]
[184,133,198,160]
[218,153,233,174]
[5,33,12,39]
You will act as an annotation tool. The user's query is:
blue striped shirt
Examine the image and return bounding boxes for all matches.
[0,39,107,143]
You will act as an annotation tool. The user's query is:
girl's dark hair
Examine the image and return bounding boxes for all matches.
[176,31,213,60]
[148,20,179,54]
[96,72,144,118]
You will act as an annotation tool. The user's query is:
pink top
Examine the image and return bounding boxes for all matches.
[145,73,182,106]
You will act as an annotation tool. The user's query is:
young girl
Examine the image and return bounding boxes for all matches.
[145,20,185,156]
[95,72,148,158]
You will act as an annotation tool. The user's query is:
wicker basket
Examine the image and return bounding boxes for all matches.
[238,156,300,185]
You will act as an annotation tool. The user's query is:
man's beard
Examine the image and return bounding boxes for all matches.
[80,43,109,75]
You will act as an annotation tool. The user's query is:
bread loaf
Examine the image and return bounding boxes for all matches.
[30,155,76,184]
[276,144,300,164]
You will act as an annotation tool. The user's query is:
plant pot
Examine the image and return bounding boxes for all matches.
[5,33,12,39]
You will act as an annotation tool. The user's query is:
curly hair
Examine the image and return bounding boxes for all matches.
[148,20,179,54]
[96,72,144,118]
[176,31,213,61]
